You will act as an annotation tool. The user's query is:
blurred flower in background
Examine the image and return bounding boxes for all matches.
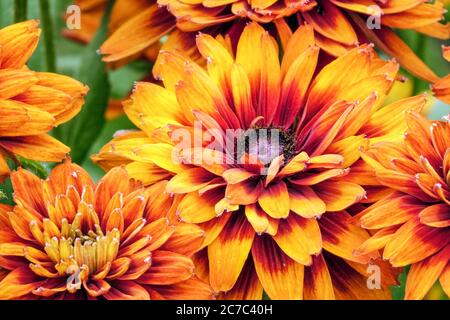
[64,0,165,65]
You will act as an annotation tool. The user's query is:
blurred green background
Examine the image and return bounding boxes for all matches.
[0,0,448,300]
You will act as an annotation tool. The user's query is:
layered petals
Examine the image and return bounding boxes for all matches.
[93,22,420,300]
[0,161,211,300]
[0,21,87,177]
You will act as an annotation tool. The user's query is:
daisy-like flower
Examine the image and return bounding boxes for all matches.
[98,0,448,83]
[0,21,88,181]
[355,112,450,300]
[432,45,450,104]
[92,23,428,299]
[0,160,212,300]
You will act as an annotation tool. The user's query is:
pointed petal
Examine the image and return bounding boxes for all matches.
[252,235,304,300]
[208,214,255,292]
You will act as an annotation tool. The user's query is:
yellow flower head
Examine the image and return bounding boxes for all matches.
[90,22,430,299]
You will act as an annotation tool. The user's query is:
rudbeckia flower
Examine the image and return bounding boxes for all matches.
[99,0,448,83]
[356,112,450,300]
[92,23,428,299]
[0,160,212,300]
[0,21,88,181]
[432,45,450,104]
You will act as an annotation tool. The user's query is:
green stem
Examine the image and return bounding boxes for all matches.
[39,0,56,72]
[14,0,27,22]
[412,34,427,95]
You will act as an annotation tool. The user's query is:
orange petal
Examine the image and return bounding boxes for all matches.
[100,5,175,62]
[258,181,290,219]
[315,181,366,212]
[320,211,377,264]
[405,246,449,300]
[225,179,263,205]
[276,45,319,128]
[303,1,357,46]
[273,214,321,265]
[384,219,449,267]
[0,100,55,137]
[104,281,150,300]
[0,68,38,100]
[245,204,278,236]
[230,63,256,128]
[223,168,256,184]
[10,168,45,214]
[0,134,69,162]
[280,24,315,76]
[0,266,44,299]
[124,82,187,134]
[359,192,425,229]
[208,214,255,292]
[0,20,40,68]
[177,190,221,223]
[350,15,439,83]
[304,254,335,300]
[326,254,391,300]
[196,33,234,104]
[199,212,232,248]
[147,277,214,300]
[419,204,450,228]
[138,250,194,285]
[252,235,304,300]
[289,185,326,219]
[220,257,263,300]
[166,168,216,194]
[161,223,205,257]
[355,226,399,256]
[440,263,450,298]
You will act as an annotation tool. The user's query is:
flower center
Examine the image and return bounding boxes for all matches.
[238,127,296,166]
[40,217,120,291]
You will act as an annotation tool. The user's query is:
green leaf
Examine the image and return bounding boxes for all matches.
[55,0,115,164]
[0,0,14,28]
[16,157,50,179]
[110,60,152,99]
[391,266,410,300]
[14,0,28,23]
[0,178,14,206]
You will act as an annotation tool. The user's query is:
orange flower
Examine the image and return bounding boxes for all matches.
[0,21,88,182]
[0,160,212,300]
[356,112,450,300]
[432,45,450,104]
[91,23,430,299]
[99,0,448,83]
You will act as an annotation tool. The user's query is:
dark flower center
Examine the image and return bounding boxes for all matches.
[237,127,296,166]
